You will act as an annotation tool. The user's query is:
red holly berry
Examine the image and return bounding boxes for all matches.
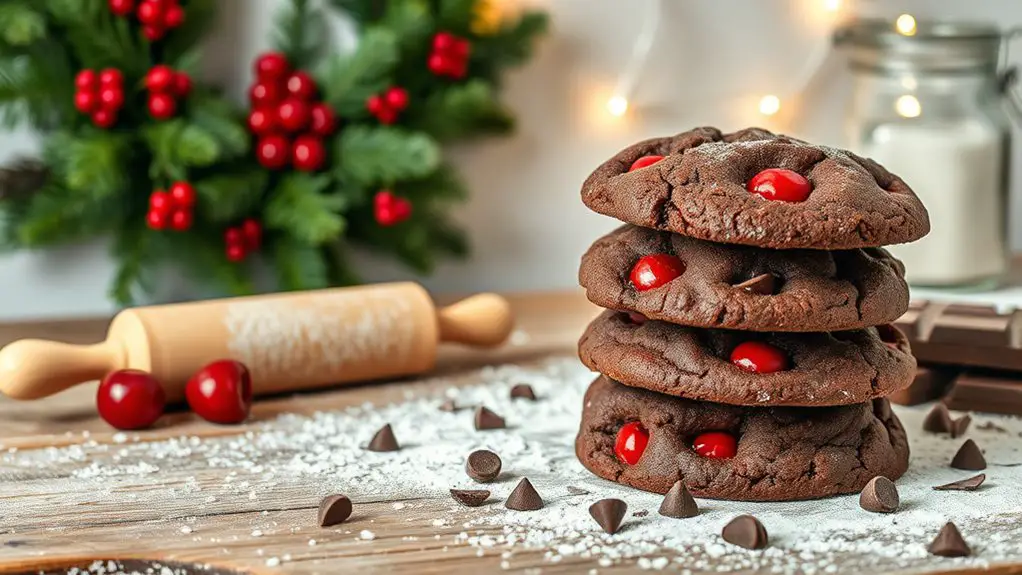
[247,108,277,135]
[172,72,192,97]
[427,53,450,76]
[242,219,262,250]
[249,82,283,109]
[450,38,472,59]
[136,0,162,25]
[185,360,253,424]
[169,209,192,231]
[366,95,386,115]
[375,108,398,125]
[98,68,123,88]
[96,369,166,430]
[285,71,317,100]
[292,136,325,172]
[108,0,135,17]
[74,91,98,114]
[448,60,468,79]
[225,227,244,247]
[747,168,812,203]
[384,87,409,111]
[142,24,165,41]
[146,208,168,229]
[629,155,664,172]
[98,86,124,111]
[374,190,412,226]
[149,190,172,213]
[163,4,185,28]
[692,431,737,459]
[92,109,117,128]
[277,98,310,132]
[169,181,196,208]
[614,421,649,465]
[75,69,97,91]
[730,341,789,374]
[309,103,336,136]
[226,243,247,262]
[145,65,175,92]
[433,32,457,52]
[629,254,685,291]
[148,92,177,119]
[256,134,291,170]
[254,52,290,82]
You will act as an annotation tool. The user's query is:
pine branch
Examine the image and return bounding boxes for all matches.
[163,0,218,65]
[411,79,513,142]
[187,95,250,161]
[152,231,256,298]
[398,163,468,202]
[16,180,128,246]
[265,173,346,245]
[379,0,433,49]
[272,0,329,70]
[109,225,151,305]
[143,120,222,180]
[326,0,386,24]
[272,237,329,291]
[481,10,550,70]
[0,2,46,47]
[437,0,476,33]
[195,169,269,224]
[335,125,441,187]
[319,27,399,117]
[44,130,131,196]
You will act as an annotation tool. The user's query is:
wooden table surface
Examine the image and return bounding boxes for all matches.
[0,291,1018,575]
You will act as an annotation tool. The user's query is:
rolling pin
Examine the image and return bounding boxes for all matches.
[0,282,513,402]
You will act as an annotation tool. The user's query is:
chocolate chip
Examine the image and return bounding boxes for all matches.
[923,404,954,434]
[589,498,628,534]
[951,439,986,470]
[438,399,458,412]
[465,449,502,483]
[928,522,971,557]
[510,384,537,401]
[859,476,899,513]
[474,406,506,430]
[658,480,699,519]
[977,421,1006,432]
[505,478,543,511]
[633,510,649,517]
[566,486,590,496]
[934,474,986,491]
[950,415,971,439]
[450,489,490,507]
[721,515,768,550]
[318,494,352,527]
[366,423,399,452]
[734,273,777,295]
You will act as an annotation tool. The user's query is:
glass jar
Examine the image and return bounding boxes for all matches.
[836,19,1014,289]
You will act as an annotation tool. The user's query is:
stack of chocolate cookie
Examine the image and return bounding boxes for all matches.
[574,127,930,501]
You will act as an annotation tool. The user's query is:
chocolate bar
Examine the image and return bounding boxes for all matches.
[895,301,1022,372]
[942,370,1022,416]
[889,365,959,406]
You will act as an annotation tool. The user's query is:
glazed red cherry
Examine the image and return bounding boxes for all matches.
[185,360,253,424]
[629,254,685,291]
[692,431,737,459]
[96,369,166,430]
[747,168,812,202]
[614,421,649,465]
[730,341,789,373]
[629,155,664,172]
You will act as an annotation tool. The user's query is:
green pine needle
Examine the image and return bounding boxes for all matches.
[335,126,441,187]
[319,27,399,118]
[265,173,346,245]
[0,3,46,47]
[273,238,329,291]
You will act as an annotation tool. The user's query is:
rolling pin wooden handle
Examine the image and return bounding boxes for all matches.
[437,293,514,347]
[0,339,124,400]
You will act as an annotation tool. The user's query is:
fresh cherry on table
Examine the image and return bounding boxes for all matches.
[746,168,812,202]
[614,421,649,465]
[730,341,789,374]
[629,254,686,291]
[691,431,737,459]
[96,369,166,430]
[185,360,253,424]
[628,155,664,172]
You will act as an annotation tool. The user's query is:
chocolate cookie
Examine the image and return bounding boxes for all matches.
[575,376,909,501]
[579,310,915,406]
[580,225,909,332]
[581,127,929,250]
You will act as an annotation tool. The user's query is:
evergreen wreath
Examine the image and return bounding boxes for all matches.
[0,0,547,303]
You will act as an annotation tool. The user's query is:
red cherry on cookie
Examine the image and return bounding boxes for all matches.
[730,341,789,374]
[747,168,812,202]
[614,421,649,465]
[96,369,166,430]
[625,311,647,325]
[629,155,664,172]
[185,360,253,424]
[692,431,737,459]
[629,254,685,291]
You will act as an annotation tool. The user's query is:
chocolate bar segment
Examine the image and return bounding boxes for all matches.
[943,370,1022,416]
[888,365,958,406]
[896,301,1022,371]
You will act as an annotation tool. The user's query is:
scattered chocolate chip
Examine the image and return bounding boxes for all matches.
[951,439,986,470]
[366,423,399,452]
[721,515,769,550]
[923,404,953,434]
[934,474,986,491]
[734,273,777,295]
[510,383,537,401]
[928,522,972,557]
[465,449,502,483]
[589,498,628,534]
[659,480,699,519]
[633,510,649,517]
[474,406,506,430]
[318,494,353,527]
[859,476,899,513]
[505,478,543,511]
[951,415,972,439]
[438,399,458,412]
[566,486,590,496]
[450,489,490,507]
[977,421,1007,433]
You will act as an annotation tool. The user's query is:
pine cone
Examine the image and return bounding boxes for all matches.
[0,158,48,202]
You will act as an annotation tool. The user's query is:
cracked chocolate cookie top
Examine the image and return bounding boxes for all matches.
[581,127,930,249]
[580,224,909,332]
[579,309,916,407]
[575,376,909,501]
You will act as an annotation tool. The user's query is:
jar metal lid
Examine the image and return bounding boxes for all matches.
[835,18,1002,74]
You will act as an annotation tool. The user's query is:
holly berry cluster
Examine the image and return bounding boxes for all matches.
[224,219,263,262]
[145,65,191,120]
[146,181,196,231]
[428,32,472,79]
[247,52,337,172]
[366,87,410,125]
[108,0,186,41]
[74,69,125,128]
[374,190,413,227]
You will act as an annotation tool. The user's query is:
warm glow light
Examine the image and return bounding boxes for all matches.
[823,0,841,12]
[758,94,781,116]
[900,75,918,91]
[896,14,917,36]
[895,94,921,118]
[607,95,629,117]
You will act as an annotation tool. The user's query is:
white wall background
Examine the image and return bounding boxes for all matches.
[1,0,1021,319]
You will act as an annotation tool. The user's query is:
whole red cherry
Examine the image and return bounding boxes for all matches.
[746,168,812,202]
[730,341,789,373]
[692,431,737,459]
[629,254,685,291]
[185,360,253,424]
[614,421,649,465]
[628,155,664,172]
[96,369,166,430]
